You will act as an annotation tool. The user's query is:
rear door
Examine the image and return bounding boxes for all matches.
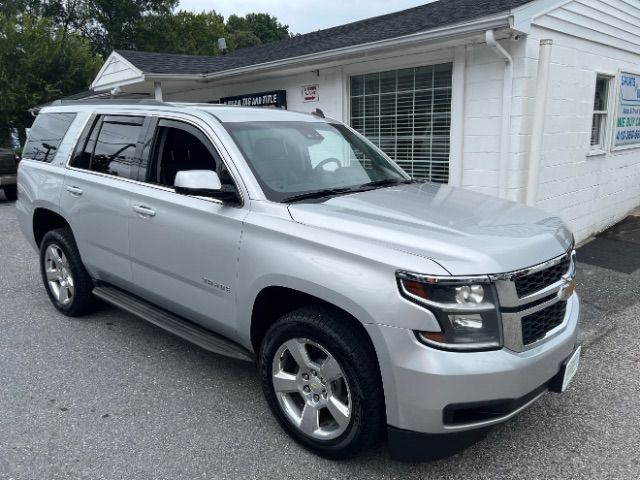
[61,114,148,288]
[126,116,246,338]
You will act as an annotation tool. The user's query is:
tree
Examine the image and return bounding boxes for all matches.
[230,30,260,50]
[0,14,102,145]
[2,0,180,56]
[133,10,225,56]
[73,0,179,55]
[226,13,290,48]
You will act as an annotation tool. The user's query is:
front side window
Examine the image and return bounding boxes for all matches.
[148,121,219,188]
[591,75,611,149]
[23,112,76,162]
[224,120,410,202]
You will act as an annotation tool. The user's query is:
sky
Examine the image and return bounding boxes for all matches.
[177,0,434,34]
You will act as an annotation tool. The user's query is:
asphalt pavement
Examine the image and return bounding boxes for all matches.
[1,193,639,479]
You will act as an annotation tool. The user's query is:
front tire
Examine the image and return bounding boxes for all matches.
[259,305,385,459]
[39,228,99,317]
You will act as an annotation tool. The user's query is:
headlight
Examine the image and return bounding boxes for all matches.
[397,272,502,351]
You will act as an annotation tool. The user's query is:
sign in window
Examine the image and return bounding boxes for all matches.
[614,72,640,148]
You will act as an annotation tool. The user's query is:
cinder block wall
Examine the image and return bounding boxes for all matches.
[526,27,640,242]
[461,42,504,198]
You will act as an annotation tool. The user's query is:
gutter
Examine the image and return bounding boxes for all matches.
[485,29,513,199]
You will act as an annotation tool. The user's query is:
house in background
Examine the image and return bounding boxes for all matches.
[89,0,640,243]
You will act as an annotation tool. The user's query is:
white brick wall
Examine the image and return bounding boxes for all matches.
[167,68,345,120]
[523,26,640,242]
[461,44,505,193]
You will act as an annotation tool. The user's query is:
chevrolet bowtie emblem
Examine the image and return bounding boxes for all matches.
[558,279,576,300]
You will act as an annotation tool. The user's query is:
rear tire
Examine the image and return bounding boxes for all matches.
[259,305,385,459]
[3,185,17,201]
[39,228,99,317]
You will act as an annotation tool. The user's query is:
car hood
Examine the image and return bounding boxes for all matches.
[287,183,573,275]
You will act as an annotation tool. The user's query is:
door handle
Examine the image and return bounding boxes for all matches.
[65,185,83,196]
[132,205,156,217]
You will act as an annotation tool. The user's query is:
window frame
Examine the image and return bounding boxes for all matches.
[589,73,613,154]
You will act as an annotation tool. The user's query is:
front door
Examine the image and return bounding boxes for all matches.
[127,118,245,338]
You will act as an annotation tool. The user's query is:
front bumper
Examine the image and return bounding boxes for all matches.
[0,174,17,186]
[366,293,579,434]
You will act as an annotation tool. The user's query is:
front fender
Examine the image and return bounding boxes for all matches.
[235,209,446,349]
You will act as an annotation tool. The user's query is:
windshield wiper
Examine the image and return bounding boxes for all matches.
[358,178,415,188]
[282,187,362,203]
[282,179,417,203]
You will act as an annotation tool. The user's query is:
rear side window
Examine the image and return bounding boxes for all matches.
[71,115,145,179]
[23,113,76,162]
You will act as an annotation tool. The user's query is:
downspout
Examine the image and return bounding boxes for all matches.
[526,39,553,206]
[449,45,466,187]
[485,30,512,199]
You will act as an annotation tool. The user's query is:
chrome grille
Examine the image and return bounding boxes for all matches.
[492,249,575,352]
[514,256,571,298]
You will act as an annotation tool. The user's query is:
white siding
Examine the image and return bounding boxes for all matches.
[533,0,640,54]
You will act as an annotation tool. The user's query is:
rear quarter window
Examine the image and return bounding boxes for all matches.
[22,113,77,162]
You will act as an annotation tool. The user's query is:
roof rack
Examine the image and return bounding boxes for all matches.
[48,98,168,106]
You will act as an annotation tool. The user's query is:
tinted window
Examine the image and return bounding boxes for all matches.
[152,124,218,187]
[70,116,144,180]
[91,119,143,178]
[23,113,76,162]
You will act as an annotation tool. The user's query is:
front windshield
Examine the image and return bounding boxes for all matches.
[223,121,410,202]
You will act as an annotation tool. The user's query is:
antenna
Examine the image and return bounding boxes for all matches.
[312,108,325,118]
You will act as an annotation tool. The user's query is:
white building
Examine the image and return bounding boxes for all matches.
[90,0,640,243]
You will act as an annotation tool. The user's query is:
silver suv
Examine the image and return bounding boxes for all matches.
[16,100,580,461]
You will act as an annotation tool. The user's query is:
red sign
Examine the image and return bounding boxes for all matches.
[302,84,319,103]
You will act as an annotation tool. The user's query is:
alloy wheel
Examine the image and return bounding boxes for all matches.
[271,338,352,440]
[44,244,74,305]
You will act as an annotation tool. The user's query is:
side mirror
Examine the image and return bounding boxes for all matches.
[174,170,239,203]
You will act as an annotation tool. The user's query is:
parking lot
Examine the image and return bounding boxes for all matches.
[1,193,639,480]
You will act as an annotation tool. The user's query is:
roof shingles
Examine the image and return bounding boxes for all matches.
[116,0,534,76]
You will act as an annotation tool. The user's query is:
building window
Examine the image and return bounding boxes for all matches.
[350,63,452,183]
[591,75,611,150]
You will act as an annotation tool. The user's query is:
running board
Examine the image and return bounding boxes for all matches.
[93,285,254,362]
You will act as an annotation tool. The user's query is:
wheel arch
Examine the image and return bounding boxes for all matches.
[248,281,378,360]
[33,208,72,248]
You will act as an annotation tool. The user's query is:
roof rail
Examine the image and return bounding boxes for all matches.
[311,108,325,118]
[48,98,168,106]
